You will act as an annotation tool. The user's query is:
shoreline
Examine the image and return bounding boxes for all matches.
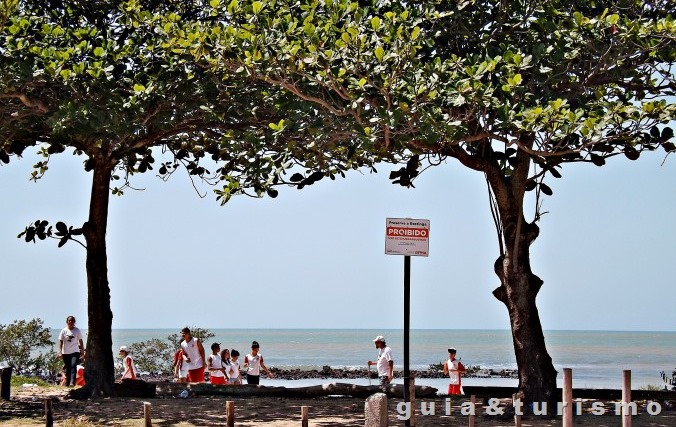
[265,366,518,380]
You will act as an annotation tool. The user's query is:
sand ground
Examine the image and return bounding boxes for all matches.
[1,385,675,426]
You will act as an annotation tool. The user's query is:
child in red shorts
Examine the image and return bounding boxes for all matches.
[207,343,227,385]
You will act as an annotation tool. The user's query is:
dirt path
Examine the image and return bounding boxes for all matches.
[1,385,674,426]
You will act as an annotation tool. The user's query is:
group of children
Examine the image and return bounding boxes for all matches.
[115,338,465,395]
[172,339,272,385]
[202,343,242,385]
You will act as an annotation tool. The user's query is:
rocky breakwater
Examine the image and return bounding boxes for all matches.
[268,365,518,380]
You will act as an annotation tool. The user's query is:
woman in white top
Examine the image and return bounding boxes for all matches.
[57,315,85,387]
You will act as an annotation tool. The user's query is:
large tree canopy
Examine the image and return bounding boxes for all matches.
[1,0,372,397]
[168,0,675,403]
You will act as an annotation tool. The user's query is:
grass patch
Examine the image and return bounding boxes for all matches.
[10,374,52,388]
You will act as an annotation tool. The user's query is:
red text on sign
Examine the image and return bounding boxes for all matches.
[387,227,429,238]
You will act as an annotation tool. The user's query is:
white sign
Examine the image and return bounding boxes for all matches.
[385,218,430,257]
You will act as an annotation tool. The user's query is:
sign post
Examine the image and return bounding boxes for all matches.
[385,218,429,427]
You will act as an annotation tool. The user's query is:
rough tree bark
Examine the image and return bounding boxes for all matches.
[492,219,558,406]
[482,137,558,405]
[73,157,116,398]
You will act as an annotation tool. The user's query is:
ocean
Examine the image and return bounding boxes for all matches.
[58,328,676,391]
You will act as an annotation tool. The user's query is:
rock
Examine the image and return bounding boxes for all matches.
[364,392,388,427]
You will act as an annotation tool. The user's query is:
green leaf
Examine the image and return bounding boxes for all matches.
[93,47,105,57]
[210,0,220,7]
[375,46,385,62]
[252,1,262,14]
[371,17,381,30]
[133,83,146,92]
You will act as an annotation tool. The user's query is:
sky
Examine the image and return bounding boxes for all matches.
[1,146,674,332]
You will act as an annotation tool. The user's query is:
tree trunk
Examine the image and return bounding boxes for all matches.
[77,163,115,398]
[492,218,558,406]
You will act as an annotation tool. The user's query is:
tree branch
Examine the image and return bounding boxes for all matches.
[0,92,49,114]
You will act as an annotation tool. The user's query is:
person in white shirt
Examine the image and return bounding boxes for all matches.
[443,347,466,395]
[367,335,393,386]
[119,346,137,380]
[243,341,273,384]
[57,315,85,387]
[180,327,205,382]
[227,349,242,385]
[207,343,227,385]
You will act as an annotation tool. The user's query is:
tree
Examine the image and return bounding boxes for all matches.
[0,318,53,373]
[180,0,675,403]
[1,0,370,397]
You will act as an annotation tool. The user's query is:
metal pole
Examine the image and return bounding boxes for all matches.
[404,255,411,427]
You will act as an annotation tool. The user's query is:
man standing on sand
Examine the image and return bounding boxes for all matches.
[368,335,393,387]
[180,327,205,382]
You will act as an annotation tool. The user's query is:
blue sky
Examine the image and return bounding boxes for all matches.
[1,147,674,331]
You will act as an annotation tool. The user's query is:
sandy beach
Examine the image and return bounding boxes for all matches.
[2,383,675,427]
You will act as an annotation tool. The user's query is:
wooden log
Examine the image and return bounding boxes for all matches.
[114,379,157,398]
[187,382,437,399]
[512,394,521,427]
[301,405,309,427]
[409,375,416,427]
[459,386,676,400]
[468,395,476,427]
[226,400,235,427]
[44,398,53,427]
[622,370,632,427]
[0,366,12,400]
[563,368,573,427]
[143,401,152,427]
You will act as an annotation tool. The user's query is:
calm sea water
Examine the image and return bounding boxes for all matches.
[56,329,676,390]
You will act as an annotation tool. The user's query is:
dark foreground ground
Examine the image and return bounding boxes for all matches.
[2,382,675,427]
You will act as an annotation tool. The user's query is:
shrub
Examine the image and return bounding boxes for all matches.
[0,318,54,374]
[127,338,173,376]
